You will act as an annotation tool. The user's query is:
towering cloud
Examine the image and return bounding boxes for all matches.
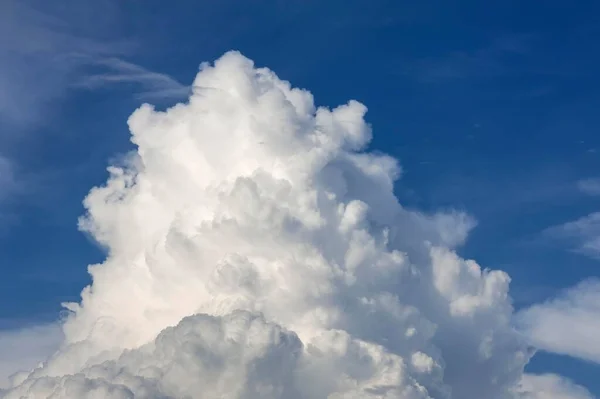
[3,52,536,398]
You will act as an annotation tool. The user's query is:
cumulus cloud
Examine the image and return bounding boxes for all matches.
[2,51,584,398]
[515,279,600,365]
[518,374,594,399]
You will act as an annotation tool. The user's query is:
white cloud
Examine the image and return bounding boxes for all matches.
[518,374,594,399]
[515,279,600,364]
[0,51,589,398]
[0,323,63,389]
[75,57,190,101]
[541,177,600,260]
[544,213,600,259]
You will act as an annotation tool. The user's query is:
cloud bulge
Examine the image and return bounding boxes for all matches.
[1,51,590,398]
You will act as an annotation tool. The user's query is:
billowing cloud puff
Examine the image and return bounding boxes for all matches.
[2,52,534,398]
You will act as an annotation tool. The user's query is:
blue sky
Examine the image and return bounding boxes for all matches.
[1,0,599,396]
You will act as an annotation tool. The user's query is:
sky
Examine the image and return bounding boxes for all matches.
[0,0,599,398]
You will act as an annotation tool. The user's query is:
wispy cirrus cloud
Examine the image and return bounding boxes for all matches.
[515,279,600,365]
[75,57,190,101]
[0,0,128,131]
[537,176,600,259]
[543,213,600,260]
[0,0,187,135]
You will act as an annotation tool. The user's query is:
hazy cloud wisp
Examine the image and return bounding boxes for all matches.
[0,0,185,133]
[515,279,600,365]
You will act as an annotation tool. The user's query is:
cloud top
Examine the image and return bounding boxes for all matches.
[3,51,531,398]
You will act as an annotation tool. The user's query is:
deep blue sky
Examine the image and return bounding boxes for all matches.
[1,0,599,395]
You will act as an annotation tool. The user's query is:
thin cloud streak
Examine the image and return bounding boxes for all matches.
[0,0,187,134]
[543,213,600,260]
[515,279,600,365]
[0,0,129,131]
[75,57,191,101]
